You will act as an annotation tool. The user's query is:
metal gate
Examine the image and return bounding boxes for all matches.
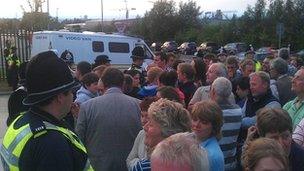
[0,30,32,81]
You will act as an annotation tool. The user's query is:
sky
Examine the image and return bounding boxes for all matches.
[0,0,257,20]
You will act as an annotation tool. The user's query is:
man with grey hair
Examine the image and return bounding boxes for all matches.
[243,71,281,127]
[151,132,209,171]
[270,58,296,105]
[278,47,297,76]
[188,63,235,110]
[210,77,242,170]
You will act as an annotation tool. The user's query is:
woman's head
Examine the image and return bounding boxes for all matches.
[191,58,207,85]
[243,138,288,171]
[140,97,158,126]
[124,69,141,87]
[144,98,191,150]
[191,100,223,141]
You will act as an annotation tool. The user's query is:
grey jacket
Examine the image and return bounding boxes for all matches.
[76,87,142,171]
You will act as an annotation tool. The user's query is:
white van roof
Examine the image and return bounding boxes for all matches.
[33,31,143,41]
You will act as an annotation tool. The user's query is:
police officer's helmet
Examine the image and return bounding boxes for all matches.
[23,51,79,105]
[131,46,145,59]
[60,50,74,64]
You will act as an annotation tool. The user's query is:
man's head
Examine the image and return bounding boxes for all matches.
[236,77,250,100]
[154,52,168,69]
[75,61,92,81]
[203,53,216,67]
[101,67,124,89]
[131,46,145,66]
[206,63,228,85]
[256,108,293,154]
[245,50,255,59]
[177,63,195,83]
[210,77,232,103]
[225,56,239,80]
[250,71,270,97]
[291,69,304,96]
[166,52,176,68]
[278,48,289,61]
[81,73,100,94]
[94,55,111,66]
[269,58,288,79]
[240,59,255,77]
[147,67,163,84]
[158,71,178,87]
[151,132,209,171]
[24,51,79,118]
[262,56,274,73]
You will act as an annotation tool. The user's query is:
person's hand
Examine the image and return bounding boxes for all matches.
[70,102,80,118]
[246,126,258,142]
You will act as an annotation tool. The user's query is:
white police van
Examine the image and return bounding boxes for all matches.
[31,31,154,68]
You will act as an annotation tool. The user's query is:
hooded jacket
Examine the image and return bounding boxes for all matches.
[75,86,99,104]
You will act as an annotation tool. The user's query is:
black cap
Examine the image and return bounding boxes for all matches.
[131,46,145,59]
[23,51,79,105]
[94,55,111,65]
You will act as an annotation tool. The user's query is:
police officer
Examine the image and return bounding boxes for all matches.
[7,46,21,90]
[245,49,261,71]
[128,46,147,85]
[0,51,93,171]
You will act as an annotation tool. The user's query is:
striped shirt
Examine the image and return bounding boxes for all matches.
[132,158,151,171]
[293,118,304,148]
[218,106,242,171]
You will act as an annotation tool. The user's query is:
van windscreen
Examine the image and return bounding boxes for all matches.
[109,42,130,53]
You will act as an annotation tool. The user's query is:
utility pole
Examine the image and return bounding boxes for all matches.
[101,0,104,32]
[47,0,49,14]
[47,0,50,30]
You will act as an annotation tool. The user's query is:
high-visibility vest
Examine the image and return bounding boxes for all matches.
[0,115,93,171]
[7,54,20,68]
[255,60,262,71]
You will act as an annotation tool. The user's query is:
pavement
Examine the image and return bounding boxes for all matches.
[0,94,9,170]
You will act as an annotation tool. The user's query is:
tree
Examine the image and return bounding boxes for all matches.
[20,12,50,31]
[177,0,202,31]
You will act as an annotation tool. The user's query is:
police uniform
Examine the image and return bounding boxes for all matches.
[0,51,93,171]
[7,47,20,90]
[128,46,147,85]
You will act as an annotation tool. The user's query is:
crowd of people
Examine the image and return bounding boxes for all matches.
[1,45,304,171]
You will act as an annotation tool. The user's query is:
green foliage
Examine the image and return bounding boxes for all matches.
[129,0,304,50]
[20,12,50,31]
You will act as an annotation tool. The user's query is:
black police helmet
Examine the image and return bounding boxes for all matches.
[23,51,79,105]
[131,46,145,59]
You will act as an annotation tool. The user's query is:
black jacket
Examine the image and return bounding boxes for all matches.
[245,89,279,117]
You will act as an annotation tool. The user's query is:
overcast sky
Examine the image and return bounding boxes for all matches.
[0,0,257,20]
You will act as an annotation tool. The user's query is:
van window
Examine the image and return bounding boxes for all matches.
[135,44,154,60]
[92,41,104,52]
[109,42,129,53]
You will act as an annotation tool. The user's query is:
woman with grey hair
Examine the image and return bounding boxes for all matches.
[131,98,191,171]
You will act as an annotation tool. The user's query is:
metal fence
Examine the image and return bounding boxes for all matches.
[0,30,32,81]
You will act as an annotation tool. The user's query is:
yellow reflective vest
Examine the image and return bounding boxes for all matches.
[7,54,20,68]
[0,115,93,171]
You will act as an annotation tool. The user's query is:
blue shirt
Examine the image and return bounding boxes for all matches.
[200,136,225,171]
